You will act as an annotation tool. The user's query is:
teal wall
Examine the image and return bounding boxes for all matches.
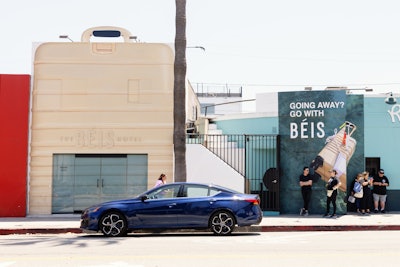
[364,97,400,189]
[364,97,400,211]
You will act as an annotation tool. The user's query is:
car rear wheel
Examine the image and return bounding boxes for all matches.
[99,211,128,237]
[210,211,235,235]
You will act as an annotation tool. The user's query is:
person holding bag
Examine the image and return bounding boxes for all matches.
[353,173,364,214]
[324,169,342,219]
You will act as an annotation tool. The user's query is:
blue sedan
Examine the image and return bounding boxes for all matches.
[80,182,262,237]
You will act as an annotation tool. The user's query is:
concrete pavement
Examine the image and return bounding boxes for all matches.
[255,212,400,232]
[0,212,399,235]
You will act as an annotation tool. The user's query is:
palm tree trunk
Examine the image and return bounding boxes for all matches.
[174,0,187,182]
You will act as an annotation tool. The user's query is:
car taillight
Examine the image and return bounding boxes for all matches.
[245,199,260,205]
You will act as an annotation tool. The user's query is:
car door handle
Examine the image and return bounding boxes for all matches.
[168,203,177,208]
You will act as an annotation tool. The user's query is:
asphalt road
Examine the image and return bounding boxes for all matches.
[0,231,398,267]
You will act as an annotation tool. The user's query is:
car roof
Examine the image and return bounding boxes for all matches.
[163,182,238,193]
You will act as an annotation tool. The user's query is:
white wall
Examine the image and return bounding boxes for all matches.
[186,144,245,192]
[198,96,243,115]
[256,92,278,114]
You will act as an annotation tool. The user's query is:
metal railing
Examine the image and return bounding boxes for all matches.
[193,83,243,97]
[186,133,280,211]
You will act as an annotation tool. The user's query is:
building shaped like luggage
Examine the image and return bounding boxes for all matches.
[30,27,180,214]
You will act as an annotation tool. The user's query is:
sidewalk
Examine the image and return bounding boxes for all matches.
[255,212,400,232]
[0,212,399,235]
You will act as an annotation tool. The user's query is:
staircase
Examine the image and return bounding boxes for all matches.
[204,124,245,176]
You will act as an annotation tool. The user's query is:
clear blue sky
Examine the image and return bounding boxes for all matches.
[2,0,400,95]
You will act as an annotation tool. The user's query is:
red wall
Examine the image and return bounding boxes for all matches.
[0,74,30,217]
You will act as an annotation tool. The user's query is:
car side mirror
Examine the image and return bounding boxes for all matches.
[141,195,148,202]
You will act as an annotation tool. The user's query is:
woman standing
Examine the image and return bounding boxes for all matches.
[154,173,167,188]
[353,173,364,213]
[324,169,341,219]
[361,171,373,215]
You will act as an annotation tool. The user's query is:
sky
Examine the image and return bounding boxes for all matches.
[2,0,400,98]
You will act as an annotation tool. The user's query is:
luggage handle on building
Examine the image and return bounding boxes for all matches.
[341,121,356,137]
[81,26,135,42]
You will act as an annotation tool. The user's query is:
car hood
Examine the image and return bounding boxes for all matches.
[89,197,142,208]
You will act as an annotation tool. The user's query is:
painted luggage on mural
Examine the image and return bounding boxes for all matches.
[310,121,357,192]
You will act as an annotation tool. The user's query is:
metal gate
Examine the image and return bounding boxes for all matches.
[187,134,280,211]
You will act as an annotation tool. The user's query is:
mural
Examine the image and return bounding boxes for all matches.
[278,91,364,214]
[310,121,356,192]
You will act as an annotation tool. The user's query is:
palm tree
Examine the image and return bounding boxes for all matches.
[173,0,187,182]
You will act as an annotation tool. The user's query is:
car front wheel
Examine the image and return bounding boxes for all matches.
[99,211,128,237]
[210,211,235,235]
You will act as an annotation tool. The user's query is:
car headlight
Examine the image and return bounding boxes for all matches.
[92,206,102,212]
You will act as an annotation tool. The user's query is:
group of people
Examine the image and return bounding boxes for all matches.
[299,167,390,218]
[349,169,390,214]
[350,171,372,214]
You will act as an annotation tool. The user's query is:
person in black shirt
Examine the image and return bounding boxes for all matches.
[299,167,313,216]
[372,169,390,213]
[360,171,373,214]
[324,169,341,218]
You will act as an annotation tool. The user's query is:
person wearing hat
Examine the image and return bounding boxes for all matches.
[372,169,390,213]
[323,169,342,218]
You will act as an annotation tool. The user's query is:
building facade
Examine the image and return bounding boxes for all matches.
[211,91,400,213]
[0,74,30,216]
[30,38,176,214]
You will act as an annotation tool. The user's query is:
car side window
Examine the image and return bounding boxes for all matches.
[209,188,220,196]
[147,184,180,199]
[184,185,220,198]
[186,186,208,197]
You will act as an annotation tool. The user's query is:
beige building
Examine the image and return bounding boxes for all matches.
[29,27,200,214]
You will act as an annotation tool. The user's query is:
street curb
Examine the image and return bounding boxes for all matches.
[257,225,400,232]
[0,228,83,235]
[2,225,400,235]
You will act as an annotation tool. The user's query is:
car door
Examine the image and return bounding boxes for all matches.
[176,184,221,227]
[134,184,182,228]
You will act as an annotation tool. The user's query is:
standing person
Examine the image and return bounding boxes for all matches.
[372,169,389,213]
[299,167,313,216]
[154,173,167,188]
[361,171,373,215]
[324,169,342,219]
[348,175,357,212]
[353,173,364,214]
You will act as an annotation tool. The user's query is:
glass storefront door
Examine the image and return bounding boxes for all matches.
[52,154,147,213]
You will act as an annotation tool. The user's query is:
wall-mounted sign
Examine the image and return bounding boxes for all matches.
[278,90,364,214]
